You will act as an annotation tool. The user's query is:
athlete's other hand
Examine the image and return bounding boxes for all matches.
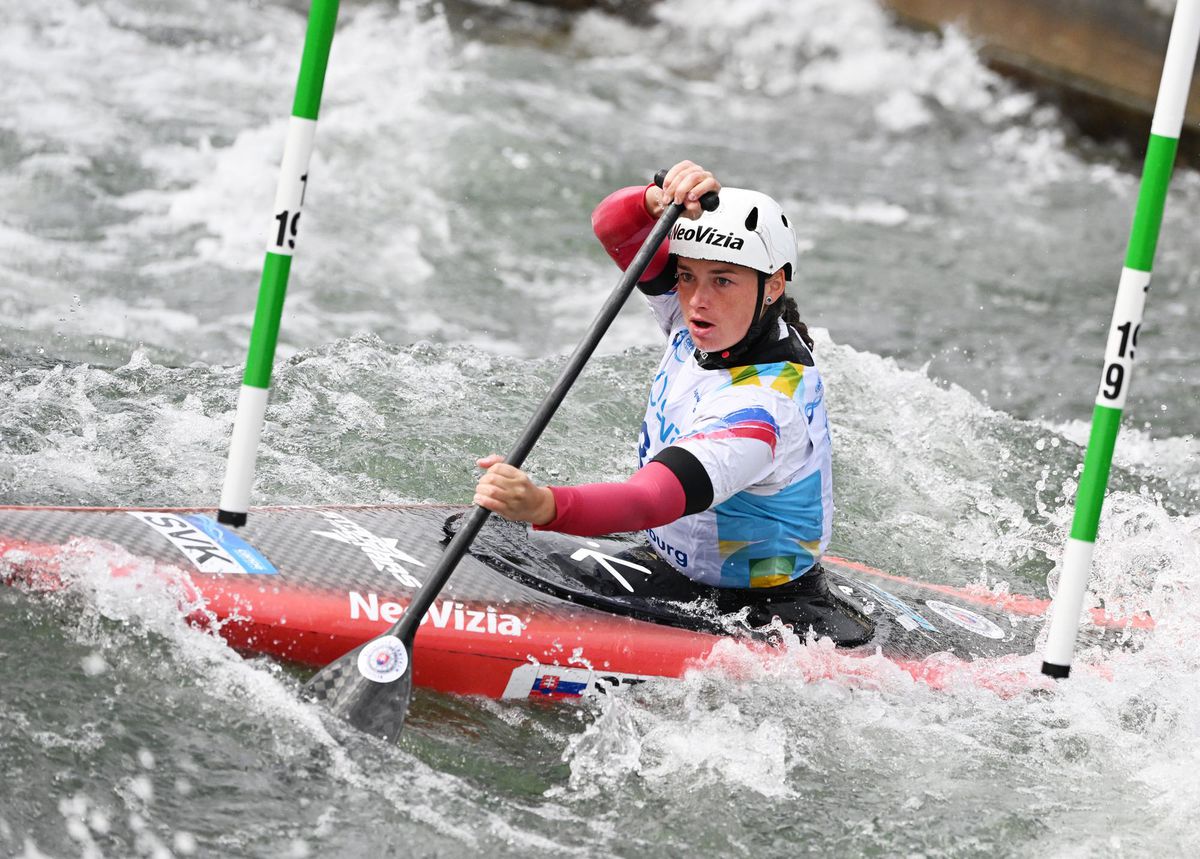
[474,455,557,526]
[644,160,721,222]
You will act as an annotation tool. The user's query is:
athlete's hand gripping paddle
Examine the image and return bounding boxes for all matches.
[305,173,719,741]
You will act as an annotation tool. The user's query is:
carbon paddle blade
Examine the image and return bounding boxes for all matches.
[305,634,414,743]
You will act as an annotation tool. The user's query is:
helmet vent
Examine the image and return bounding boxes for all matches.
[744,207,759,231]
[781,213,789,227]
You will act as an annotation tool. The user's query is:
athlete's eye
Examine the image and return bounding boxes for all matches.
[677,271,694,283]
[715,277,733,287]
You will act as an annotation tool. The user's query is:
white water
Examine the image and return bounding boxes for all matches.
[3,0,1200,855]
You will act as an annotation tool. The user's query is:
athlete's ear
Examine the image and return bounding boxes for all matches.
[766,269,786,304]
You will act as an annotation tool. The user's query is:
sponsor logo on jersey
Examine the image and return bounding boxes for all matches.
[348,592,526,637]
[805,377,824,421]
[923,600,1006,640]
[312,511,424,587]
[127,512,277,575]
[643,367,682,465]
[671,328,694,364]
[647,527,689,568]
[670,222,745,250]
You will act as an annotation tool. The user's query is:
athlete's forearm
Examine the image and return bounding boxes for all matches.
[535,462,687,536]
[591,184,671,282]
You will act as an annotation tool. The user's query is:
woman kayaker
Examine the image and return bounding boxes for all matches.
[473,160,871,644]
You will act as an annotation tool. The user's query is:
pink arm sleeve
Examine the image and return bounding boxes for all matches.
[591,184,671,282]
[534,462,687,536]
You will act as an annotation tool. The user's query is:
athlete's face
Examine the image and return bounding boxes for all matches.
[674,258,782,353]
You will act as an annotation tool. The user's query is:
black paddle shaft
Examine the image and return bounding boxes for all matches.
[394,183,718,643]
[306,175,717,741]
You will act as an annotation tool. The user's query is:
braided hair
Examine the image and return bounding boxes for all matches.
[778,295,813,351]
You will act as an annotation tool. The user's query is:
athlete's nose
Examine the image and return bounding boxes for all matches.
[687,283,712,311]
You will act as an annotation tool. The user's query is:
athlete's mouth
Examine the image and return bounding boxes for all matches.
[690,318,714,331]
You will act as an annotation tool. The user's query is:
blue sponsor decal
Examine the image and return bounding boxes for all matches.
[183,514,278,575]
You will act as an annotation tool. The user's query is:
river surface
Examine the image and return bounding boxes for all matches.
[3,0,1200,856]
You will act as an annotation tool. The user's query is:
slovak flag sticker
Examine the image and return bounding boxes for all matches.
[531,673,587,698]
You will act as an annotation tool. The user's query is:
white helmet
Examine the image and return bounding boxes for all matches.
[667,187,798,281]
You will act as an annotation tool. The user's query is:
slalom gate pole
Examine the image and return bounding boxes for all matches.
[217,0,340,527]
[1041,0,1200,678]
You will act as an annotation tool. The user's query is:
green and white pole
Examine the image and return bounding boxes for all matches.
[217,0,339,527]
[1041,0,1200,678]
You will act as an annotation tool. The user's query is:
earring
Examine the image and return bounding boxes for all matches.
[765,297,773,304]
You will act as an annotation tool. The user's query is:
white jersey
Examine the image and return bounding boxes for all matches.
[638,292,834,588]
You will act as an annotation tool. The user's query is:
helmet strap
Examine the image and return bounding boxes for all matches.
[694,271,783,370]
